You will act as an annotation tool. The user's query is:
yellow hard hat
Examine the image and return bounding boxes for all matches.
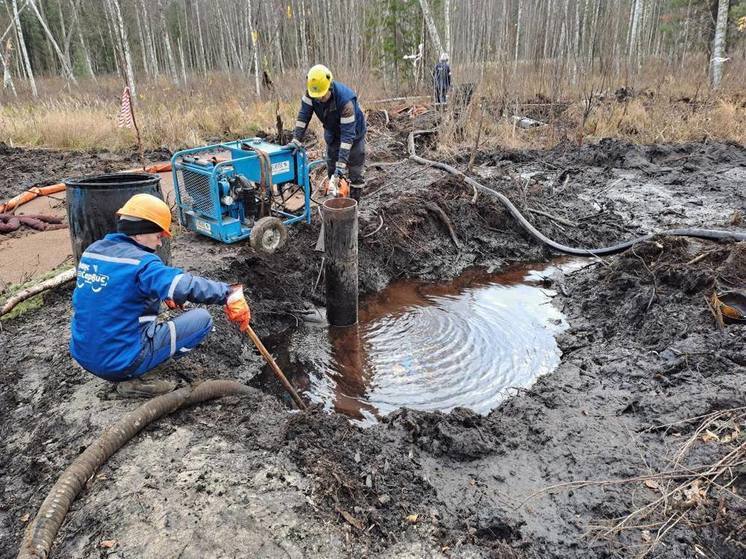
[307,64,333,98]
[116,193,172,237]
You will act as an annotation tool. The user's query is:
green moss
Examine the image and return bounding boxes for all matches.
[1,293,44,321]
[0,265,74,321]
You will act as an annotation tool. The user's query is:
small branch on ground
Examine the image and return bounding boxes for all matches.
[1,268,76,318]
[705,294,725,331]
[424,202,461,249]
[526,208,577,228]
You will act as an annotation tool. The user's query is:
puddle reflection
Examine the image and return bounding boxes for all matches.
[283,261,580,426]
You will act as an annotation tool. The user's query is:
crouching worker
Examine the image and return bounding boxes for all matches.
[69,193,251,398]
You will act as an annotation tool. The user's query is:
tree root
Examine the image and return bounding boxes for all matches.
[424,202,461,249]
[17,380,251,559]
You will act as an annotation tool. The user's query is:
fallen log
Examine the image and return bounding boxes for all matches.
[369,95,430,104]
[0,268,76,318]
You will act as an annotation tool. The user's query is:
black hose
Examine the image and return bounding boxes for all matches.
[408,130,746,256]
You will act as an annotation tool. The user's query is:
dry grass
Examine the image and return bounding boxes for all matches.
[1,60,745,154]
[434,56,746,156]
[0,73,330,152]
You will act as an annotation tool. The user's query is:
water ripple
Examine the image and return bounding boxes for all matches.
[292,263,575,425]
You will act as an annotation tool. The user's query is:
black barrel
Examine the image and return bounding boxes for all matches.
[65,173,171,263]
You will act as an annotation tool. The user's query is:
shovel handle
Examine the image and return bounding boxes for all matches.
[245,325,308,410]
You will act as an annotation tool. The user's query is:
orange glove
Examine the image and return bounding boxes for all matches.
[324,175,349,197]
[225,284,251,331]
[337,177,350,198]
[164,299,183,310]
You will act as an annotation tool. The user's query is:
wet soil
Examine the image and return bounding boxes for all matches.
[1,127,745,558]
[0,144,171,288]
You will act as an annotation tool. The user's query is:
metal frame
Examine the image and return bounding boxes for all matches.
[171,138,324,243]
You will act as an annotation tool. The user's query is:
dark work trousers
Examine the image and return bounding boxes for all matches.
[326,137,366,185]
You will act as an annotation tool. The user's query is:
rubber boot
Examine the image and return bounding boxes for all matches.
[116,372,177,399]
[350,185,363,203]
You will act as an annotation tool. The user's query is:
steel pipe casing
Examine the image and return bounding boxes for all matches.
[322,198,358,327]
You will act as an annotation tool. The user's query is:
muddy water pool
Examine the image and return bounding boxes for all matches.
[264,261,584,425]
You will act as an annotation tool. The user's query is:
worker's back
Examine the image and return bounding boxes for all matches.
[70,233,177,377]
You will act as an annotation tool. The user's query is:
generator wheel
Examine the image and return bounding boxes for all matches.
[250,217,288,254]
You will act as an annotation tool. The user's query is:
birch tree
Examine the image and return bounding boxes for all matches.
[710,0,730,89]
[26,0,77,83]
[157,0,179,84]
[11,0,36,96]
[69,0,95,79]
[247,0,260,97]
[444,0,451,55]
[628,0,643,62]
[109,0,137,101]
[1,37,17,94]
[418,0,443,55]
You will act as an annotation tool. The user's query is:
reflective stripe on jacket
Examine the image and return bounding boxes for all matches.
[293,81,367,172]
[70,233,229,376]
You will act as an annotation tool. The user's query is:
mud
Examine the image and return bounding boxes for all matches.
[0,144,172,288]
[1,127,745,559]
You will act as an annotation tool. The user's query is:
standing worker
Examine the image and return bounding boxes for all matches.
[69,193,251,397]
[285,64,368,202]
[432,53,452,108]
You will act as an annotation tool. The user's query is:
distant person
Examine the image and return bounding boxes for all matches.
[432,53,452,108]
[70,194,250,398]
[285,64,368,202]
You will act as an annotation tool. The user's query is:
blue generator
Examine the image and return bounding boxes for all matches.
[171,138,323,253]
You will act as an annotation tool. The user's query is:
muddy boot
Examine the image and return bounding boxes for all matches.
[115,373,176,399]
[350,184,363,203]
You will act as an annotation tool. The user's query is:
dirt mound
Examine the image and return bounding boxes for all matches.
[576,238,744,347]
[0,147,171,201]
[390,407,501,461]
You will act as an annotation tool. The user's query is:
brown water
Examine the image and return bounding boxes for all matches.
[271,260,580,425]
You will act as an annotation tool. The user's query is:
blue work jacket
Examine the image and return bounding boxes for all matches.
[293,81,367,172]
[70,233,229,377]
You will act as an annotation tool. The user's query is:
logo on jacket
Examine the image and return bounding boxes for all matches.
[76,262,109,293]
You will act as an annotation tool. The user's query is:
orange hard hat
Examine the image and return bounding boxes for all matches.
[116,193,172,237]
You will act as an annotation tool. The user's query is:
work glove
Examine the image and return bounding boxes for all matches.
[328,173,350,198]
[164,299,184,311]
[328,174,340,197]
[283,138,303,155]
[225,284,251,332]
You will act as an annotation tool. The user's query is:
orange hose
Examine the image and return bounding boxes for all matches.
[142,162,172,174]
[0,163,172,213]
[0,183,66,213]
